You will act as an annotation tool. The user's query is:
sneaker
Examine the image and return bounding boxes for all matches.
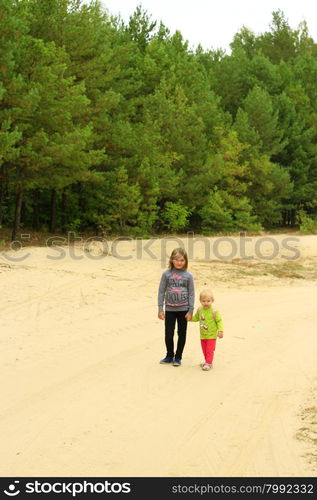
[173,359,181,367]
[202,363,211,371]
[160,356,174,364]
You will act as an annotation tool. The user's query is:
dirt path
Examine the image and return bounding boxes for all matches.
[0,235,316,476]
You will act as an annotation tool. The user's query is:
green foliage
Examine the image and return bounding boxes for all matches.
[298,211,317,234]
[199,190,262,233]
[238,86,284,155]
[127,5,157,51]
[161,202,191,232]
[199,190,234,233]
[66,218,82,233]
[1,1,317,237]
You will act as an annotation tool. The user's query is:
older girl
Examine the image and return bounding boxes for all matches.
[158,247,195,366]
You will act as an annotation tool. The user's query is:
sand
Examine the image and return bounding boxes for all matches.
[0,233,316,477]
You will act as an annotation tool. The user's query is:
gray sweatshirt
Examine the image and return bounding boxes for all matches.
[158,268,195,314]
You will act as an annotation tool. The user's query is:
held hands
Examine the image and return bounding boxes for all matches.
[218,331,224,338]
[185,312,192,321]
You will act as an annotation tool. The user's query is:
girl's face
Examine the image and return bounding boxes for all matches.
[172,254,186,269]
[200,296,213,308]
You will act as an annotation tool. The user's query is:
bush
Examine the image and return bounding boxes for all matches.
[161,202,191,232]
[199,191,262,233]
[298,211,317,234]
[199,192,233,233]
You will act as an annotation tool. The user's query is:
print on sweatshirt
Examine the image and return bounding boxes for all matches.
[158,269,195,314]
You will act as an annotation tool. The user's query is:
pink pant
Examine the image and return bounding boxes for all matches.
[201,338,217,364]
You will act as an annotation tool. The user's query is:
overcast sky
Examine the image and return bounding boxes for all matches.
[98,0,317,52]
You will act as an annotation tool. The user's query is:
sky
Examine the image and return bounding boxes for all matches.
[98,0,317,52]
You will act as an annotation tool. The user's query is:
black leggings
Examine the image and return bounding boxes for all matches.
[164,310,188,360]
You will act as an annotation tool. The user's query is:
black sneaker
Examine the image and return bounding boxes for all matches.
[173,359,181,367]
[160,356,174,364]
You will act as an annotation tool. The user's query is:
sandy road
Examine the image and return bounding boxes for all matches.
[0,237,316,477]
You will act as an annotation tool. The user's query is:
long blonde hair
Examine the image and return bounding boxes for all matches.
[168,247,188,270]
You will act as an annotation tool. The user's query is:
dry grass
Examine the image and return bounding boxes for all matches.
[296,390,317,470]
[191,258,317,286]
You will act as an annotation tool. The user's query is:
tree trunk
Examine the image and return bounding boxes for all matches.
[78,182,86,212]
[0,165,4,226]
[61,188,67,232]
[290,208,296,226]
[32,189,40,230]
[12,189,23,241]
[50,189,57,233]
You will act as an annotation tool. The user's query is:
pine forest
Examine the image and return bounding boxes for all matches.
[1,0,317,240]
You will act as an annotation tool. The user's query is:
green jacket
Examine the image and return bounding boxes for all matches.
[191,307,224,339]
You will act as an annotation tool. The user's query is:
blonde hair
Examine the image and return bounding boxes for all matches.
[168,247,188,270]
[199,289,214,301]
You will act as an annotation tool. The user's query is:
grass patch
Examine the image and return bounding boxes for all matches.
[192,258,317,284]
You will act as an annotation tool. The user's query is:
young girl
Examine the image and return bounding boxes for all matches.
[158,247,195,366]
[192,289,224,371]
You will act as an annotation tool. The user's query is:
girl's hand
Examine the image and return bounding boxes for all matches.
[218,331,224,338]
[158,312,165,320]
[185,313,192,321]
